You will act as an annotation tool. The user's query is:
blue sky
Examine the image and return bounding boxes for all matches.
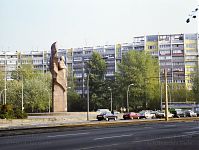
[0,0,198,51]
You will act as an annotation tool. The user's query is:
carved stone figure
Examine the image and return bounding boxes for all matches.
[50,42,67,112]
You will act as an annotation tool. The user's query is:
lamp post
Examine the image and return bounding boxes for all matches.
[21,75,24,112]
[108,87,113,112]
[186,7,198,24]
[4,51,7,105]
[44,88,50,113]
[186,4,199,52]
[86,69,91,121]
[0,89,7,104]
[127,83,134,112]
[167,85,172,107]
[160,83,163,111]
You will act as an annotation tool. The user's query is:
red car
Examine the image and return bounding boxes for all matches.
[123,112,140,119]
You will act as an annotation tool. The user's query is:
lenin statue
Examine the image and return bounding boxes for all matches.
[50,42,67,112]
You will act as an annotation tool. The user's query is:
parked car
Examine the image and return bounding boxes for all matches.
[194,107,199,117]
[184,110,197,117]
[96,109,110,114]
[97,112,117,121]
[171,109,185,118]
[113,110,120,114]
[139,110,155,119]
[155,111,174,118]
[123,112,140,120]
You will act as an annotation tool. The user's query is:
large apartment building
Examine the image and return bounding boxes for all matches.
[133,33,199,90]
[0,50,49,79]
[0,33,198,95]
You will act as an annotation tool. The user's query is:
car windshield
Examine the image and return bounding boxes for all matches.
[139,111,146,114]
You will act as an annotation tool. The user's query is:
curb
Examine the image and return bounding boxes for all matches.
[0,117,199,137]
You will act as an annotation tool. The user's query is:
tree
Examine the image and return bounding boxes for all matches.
[192,73,199,103]
[0,71,5,103]
[67,67,83,111]
[8,64,52,112]
[116,50,160,111]
[85,51,107,110]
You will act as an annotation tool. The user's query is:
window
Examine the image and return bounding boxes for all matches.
[186,43,196,48]
[146,35,158,41]
[185,56,196,60]
[148,45,157,49]
[159,50,170,55]
[173,50,183,54]
[185,34,197,40]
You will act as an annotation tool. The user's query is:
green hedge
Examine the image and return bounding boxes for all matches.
[0,104,27,119]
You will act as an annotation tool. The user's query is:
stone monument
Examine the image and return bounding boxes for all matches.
[50,42,67,112]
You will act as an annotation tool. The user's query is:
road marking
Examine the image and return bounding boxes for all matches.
[191,126,199,129]
[164,125,176,127]
[184,131,199,134]
[78,132,199,150]
[143,127,153,129]
[47,132,90,138]
[94,134,134,140]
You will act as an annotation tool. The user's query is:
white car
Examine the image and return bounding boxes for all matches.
[139,110,155,119]
[185,110,197,117]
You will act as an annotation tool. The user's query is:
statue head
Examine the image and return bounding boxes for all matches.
[60,56,65,62]
[51,42,58,56]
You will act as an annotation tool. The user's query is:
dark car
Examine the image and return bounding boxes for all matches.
[172,109,185,118]
[123,112,140,120]
[97,112,117,121]
[155,111,174,118]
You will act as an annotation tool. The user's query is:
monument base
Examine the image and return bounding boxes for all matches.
[53,83,67,112]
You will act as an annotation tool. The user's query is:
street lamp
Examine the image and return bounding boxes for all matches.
[44,88,50,113]
[21,75,24,112]
[0,89,7,104]
[127,83,134,112]
[108,87,113,112]
[167,85,172,107]
[160,82,163,111]
[4,51,7,105]
[186,7,198,23]
[86,69,91,121]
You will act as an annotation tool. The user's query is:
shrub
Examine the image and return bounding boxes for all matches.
[14,108,28,119]
[0,104,27,119]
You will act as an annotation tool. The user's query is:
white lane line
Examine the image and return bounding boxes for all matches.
[79,132,199,150]
[47,132,90,138]
[191,126,199,129]
[184,131,199,134]
[94,134,134,140]
[164,125,176,127]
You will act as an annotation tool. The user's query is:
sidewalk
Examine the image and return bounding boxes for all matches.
[0,112,123,130]
[0,112,94,129]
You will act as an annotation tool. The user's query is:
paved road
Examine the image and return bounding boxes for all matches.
[0,121,199,150]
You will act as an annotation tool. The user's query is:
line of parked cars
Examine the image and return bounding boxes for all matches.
[96,108,198,121]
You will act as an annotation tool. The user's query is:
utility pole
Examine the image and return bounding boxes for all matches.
[87,70,90,121]
[22,75,24,112]
[108,87,113,112]
[4,51,7,105]
[165,69,169,121]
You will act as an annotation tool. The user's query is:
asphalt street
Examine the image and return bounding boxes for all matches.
[0,121,199,150]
